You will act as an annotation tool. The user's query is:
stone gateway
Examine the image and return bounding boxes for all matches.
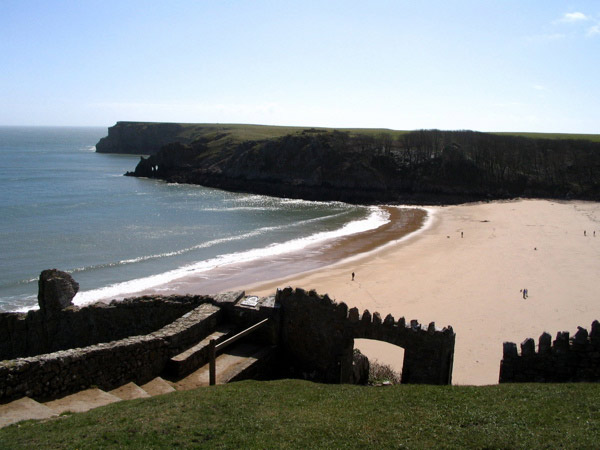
[0,271,456,404]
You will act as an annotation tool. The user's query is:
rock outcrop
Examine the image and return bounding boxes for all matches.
[38,269,79,315]
[126,133,484,204]
[351,349,370,385]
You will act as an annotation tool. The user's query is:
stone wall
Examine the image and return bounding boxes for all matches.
[499,321,600,383]
[0,295,210,360]
[348,307,455,384]
[277,288,354,383]
[0,286,456,403]
[0,301,224,402]
[276,287,455,385]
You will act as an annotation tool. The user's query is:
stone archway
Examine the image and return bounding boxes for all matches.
[347,308,455,385]
[354,338,405,383]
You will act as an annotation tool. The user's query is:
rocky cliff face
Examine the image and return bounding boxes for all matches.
[126,131,503,204]
[120,125,600,204]
[128,133,426,204]
[96,122,190,154]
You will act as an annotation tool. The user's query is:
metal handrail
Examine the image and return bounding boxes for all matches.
[209,318,270,385]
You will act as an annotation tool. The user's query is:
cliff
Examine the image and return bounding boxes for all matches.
[95,122,192,154]
[125,127,600,204]
[95,122,351,155]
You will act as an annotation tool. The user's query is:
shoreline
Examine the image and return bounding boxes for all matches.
[234,205,436,294]
[98,206,428,301]
[245,199,600,385]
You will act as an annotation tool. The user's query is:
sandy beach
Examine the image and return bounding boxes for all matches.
[244,199,600,385]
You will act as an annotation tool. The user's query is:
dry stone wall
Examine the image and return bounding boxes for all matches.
[0,284,456,403]
[499,321,600,382]
[0,300,226,402]
[0,295,210,360]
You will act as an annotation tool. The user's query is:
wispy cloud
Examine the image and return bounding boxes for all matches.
[559,12,589,23]
[588,24,600,36]
[532,84,546,91]
[550,11,600,39]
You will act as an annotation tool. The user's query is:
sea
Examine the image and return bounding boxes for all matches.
[0,126,398,312]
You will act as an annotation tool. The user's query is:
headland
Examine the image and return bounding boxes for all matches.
[99,121,600,204]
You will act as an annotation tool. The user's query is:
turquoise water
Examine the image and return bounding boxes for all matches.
[0,127,382,311]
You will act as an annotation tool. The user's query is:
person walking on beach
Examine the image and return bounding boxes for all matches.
[352,272,355,281]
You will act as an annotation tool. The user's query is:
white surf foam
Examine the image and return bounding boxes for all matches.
[69,211,350,274]
[73,206,389,306]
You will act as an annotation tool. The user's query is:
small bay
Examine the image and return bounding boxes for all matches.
[0,127,378,311]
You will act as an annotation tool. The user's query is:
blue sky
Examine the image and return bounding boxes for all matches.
[1,1,599,132]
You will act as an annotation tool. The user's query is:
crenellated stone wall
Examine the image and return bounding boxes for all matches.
[348,308,455,384]
[276,287,455,385]
[277,288,354,383]
[0,280,456,404]
[499,321,600,383]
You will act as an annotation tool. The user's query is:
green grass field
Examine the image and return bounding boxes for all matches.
[120,122,600,147]
[2,380,599,448]
[173,122,411,142]
[493,131,600,142]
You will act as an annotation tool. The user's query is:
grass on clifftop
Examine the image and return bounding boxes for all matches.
[124,121,600,144]
[2,380,600,449]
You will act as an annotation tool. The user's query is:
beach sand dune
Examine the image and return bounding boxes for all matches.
[246,200,600,385]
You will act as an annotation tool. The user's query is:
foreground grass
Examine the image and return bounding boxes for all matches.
[2,380,599,448]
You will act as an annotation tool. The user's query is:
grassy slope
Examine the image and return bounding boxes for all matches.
[492,131,600,142]
[123,122,409,142]
[2,380,599,448]
[127,122,600,143]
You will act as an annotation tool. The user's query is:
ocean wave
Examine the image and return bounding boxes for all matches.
[69,210,351,274]
[0,276,39,290]
[201,206,285,212]
[3,294,38,313]
[73,206,389,306]
[224,194,269,203]
[279,198,348,208]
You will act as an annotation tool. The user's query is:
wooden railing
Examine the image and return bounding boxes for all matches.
[209,318,270,385]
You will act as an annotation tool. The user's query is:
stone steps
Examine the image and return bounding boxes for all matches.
[0,397,57,429]
[139,377,176,396]
[44,388,122,415]
[221,345,274,383]
[0,327,273,429]
[172,342,272,391]
[109,382,151,400]
[166,325,234,378]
